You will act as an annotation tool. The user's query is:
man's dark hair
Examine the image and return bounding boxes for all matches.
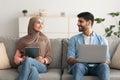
[77,12,94,26]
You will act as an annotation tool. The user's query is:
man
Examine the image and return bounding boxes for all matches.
[67,12,110,80]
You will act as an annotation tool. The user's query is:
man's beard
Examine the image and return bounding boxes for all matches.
[78,26,88,32]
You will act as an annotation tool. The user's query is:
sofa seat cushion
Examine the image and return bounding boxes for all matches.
[40,69,61,80]
[62,69,98,80]
[110,69,120,80]
[0,68,61,80]
[0,69,18,80]
[62,69,120,80]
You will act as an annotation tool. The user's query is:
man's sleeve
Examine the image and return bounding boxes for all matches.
[67,37,76,60]
[103,37,110,62]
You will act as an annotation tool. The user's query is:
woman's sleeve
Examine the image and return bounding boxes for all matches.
[14,49,25,65]
[44,39,52,64]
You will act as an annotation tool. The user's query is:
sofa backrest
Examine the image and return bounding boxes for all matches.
[1,37,119,69]
[61,39,69,70]
[0,37,18,68]
[61,38,120,69]
[0,37,63,69]
[48,39,62,68]
[106,38,120,59]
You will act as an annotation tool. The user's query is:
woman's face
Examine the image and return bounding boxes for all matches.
[33,19,43,32]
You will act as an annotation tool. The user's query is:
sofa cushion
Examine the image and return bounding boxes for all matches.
[0,69,18,80]
[106,38,120,59]
[0,69,61,80]
[48,39,62,68]
[110,69,120,80]
[62,69,120,80]
[0,42,11,69]
[40,69,61,80]
[62,69,99,80]
[110,43,120,69]
[0,37,18,68]
[62,39,69,70]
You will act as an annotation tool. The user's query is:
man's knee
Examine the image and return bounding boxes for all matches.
[73,63,87,71]
[99,63,110,72]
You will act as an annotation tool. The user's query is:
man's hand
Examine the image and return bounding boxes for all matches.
[67,58,79,64]
[105,60,110,65]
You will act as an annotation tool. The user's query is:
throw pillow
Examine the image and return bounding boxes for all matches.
[110,42,120,69]
[0,42,11,69]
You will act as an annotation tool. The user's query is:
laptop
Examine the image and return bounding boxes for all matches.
[25,47,40,58]
[78,44,107,63]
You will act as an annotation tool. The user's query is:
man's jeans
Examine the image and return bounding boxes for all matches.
[17,57,47,80]
[70,63,110,80]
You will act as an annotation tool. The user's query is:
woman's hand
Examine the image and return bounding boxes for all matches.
[35,56,45,64]
[14,50,26,65]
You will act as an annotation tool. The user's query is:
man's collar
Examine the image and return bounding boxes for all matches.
[81,31,95,37]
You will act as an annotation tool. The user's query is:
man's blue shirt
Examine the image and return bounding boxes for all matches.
[67,32,110,72]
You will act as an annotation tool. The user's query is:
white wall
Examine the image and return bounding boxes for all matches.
[0,0,120,38]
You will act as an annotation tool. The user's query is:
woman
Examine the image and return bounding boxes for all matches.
[14,16,52,80]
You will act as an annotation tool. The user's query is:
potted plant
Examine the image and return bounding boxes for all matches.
[94,12,120,38]
[22,9,28,16]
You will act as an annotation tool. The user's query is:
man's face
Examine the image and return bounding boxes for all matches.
[77,17,90,32]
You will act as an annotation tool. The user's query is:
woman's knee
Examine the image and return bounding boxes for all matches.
[38,64,47,73]
[31,67,38,73]
[23,57,32,65]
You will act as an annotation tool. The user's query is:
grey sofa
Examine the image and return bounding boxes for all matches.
[0,37,120,80]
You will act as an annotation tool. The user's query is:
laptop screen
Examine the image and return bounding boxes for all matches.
[78,44,107,63]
